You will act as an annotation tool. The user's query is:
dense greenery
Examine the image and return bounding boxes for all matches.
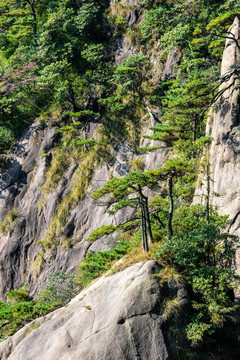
[0,0,236,153]
[75,239,137,287]
[156,205,239,346]
[0,0,240,358]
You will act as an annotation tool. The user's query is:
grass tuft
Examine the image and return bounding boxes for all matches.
[0,209,19,235]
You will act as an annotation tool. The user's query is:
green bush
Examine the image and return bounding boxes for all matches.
[0,127,14,153]
[0,209,19,235]
[0,299,57,340]
[37,270,78,306]
[6,286,32,305]
[156,206,240,346]
[75,240,136,287]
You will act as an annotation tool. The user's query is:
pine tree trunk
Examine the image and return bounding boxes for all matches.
[28,1,37,46]
[206,150,210,224]
[144,197,153,244]
[168,176,173,241]
[138,185,152,250]
[141,204,148,252]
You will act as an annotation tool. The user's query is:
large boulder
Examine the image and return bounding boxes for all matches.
[0,261,189,360]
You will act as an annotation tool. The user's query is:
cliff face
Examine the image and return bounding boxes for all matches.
[0,117,167,297]
[0,8,239,360]
[0,0,177,298]
[0,261,189,360]
[194,17,240,268]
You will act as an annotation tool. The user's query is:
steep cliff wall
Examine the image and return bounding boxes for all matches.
[0,0,180,298]
[0,117,167,297]
[194,17,240,267]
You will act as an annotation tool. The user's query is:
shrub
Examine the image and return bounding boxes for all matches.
[156,207,240,346]
[37,270,78,306]
[0,127,14,153]
[75,240,136,287]
[6,286,32,304]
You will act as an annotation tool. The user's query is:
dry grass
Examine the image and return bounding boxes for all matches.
[110,2,125,17]
[0,209,19,235]
[109,245,153,274]
[24,320,42,336]
[153,266,185,285]
[40,148,103,252]
[130,156,145,171]
[31,251,44,277]
[162,297,182,320]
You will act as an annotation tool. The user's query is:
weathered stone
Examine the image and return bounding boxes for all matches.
[0,261,189,360]
[0,111,166,298]
[115,35,136,64]
[125,8,140,27]
[162,48,182,81]
[194,17,240,271]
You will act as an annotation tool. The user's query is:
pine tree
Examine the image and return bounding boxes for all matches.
[92,170,161,252]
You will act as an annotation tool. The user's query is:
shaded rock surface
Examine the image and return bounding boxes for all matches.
[0,261,189,360]
[162,47,182,81]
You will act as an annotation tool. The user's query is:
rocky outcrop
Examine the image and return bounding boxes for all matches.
[0,261,189,360]
[194,17,240,267]
[162,48,182,81]
[0,112,166,298]
[0,0,178,298]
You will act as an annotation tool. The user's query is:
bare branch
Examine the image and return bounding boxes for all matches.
[214,31,240,51]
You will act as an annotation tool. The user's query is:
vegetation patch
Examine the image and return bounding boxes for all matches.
[1,0,240,357]
[31,251,44,278]
[40,146,103,252]
[0,210,19,236]
[24,320,42,336]
[74,239,137,288]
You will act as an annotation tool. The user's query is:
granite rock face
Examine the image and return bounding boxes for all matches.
[194,17,240,268]
[0,0,174,298]
[0,261,189,360]
[0,117,166,297]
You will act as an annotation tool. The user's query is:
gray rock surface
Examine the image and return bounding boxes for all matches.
[162,47,182,80]
[0,113,166,298]
[194,17,240,268]
[0,0,170,298]
[0,261,189,360]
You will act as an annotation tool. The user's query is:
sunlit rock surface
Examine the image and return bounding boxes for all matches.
[194,18,240,232]
[0,261,189,360]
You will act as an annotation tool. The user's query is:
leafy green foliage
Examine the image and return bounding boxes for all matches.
[86,224,120,243]
[75,240,136,287]
[0,293,56,340]
[0,0,112,153]
[155,205,240,346]
[92,170,160,203]
[37,271,78,306]
[0,270,80,340]
[6,286,32,305]
[0,127,13,153]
